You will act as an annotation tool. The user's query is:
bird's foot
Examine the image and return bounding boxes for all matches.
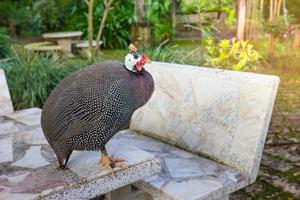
[99,155,128,178]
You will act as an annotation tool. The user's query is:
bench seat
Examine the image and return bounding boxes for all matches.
[108,61,279,200]
[113,130,248,200]
[0,108,161,200]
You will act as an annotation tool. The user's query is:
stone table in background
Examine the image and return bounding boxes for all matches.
[42,31,83,53]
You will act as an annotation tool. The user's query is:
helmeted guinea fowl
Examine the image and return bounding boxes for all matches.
[41,44,154,176]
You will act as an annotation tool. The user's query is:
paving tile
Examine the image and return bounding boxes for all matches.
[5,108,41,126]
[12,146,49,169]
[0,137,13,163]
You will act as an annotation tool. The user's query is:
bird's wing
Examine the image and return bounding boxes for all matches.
[55,78,136,141]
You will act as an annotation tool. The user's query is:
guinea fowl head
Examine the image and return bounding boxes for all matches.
[124,44,151,74]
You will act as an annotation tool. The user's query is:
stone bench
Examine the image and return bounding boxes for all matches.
[109,62,280,200]
[75,40,103,58]
[0,69,161,200]
[24,42,63,52]
[0,59,280,200]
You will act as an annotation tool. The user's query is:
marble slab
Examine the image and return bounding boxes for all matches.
[131,62,279,181]
[12,146,50,169]
[5,108,42,126]
[0,137,13,163]
[0,122,19,135]
[0,69,14,116]
[114,130,248,200]
[0,171,66,200]
[15,127,47,145]
[68,145,157,178]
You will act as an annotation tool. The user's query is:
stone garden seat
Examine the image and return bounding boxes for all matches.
[0,69,160,200]
[24,41,63,52]
[0,59,279,200]
[109,62,279,200]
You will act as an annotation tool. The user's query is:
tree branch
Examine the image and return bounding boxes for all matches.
[94,0,113,54]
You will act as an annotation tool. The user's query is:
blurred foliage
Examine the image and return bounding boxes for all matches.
[287,0,300,23]
[254,38,300,71]
[204,38,260,71]
[0,0,134,49]
[179,0,230,13]
[263,17,289,37]
[179,0,236,24]
[0,46,87,109]
[63,0,134,49]
[0,27,13,59]
[146,0,173,43]
[0,0,34,35]
[32,0,67,33]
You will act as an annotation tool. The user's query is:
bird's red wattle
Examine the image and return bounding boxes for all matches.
[135,54,148,72]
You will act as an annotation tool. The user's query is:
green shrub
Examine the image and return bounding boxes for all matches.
[0,27,13,59]
[0,46,87,110]
[32,0,61,33]
[263,17,289,37]
[0,0,35,36]
[147,0,173,43]
[203,38,260,71]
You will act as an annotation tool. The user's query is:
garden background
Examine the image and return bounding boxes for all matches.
[0,0,299,199]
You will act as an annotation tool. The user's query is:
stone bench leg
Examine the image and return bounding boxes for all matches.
[107,185,230,200]
[217,195,229,200]
[106,185,153,200]
[57,39,72,53]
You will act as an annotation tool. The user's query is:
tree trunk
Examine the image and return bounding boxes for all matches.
[292,31,300,49]
[8,18,17,36]
[260,0,264,17]
[282,0,288,24]
[171,0,176,30]
[268,34,275,54]
[87,0,94,60]
[268,0,275,55]
[269,0,274,20]
[237,0,246,40]
[135,0,145,23]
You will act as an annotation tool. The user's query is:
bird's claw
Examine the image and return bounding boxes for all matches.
[99,155,128,178]
[110,157,126,163]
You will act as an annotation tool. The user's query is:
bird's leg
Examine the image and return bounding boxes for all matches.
[99,149,115,177]
[99,148,128,177]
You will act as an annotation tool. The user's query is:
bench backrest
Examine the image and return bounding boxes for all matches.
[131,62,279,182]
[0,69,13,116]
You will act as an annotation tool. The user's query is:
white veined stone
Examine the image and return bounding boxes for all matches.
[0,137,13,163]
[12,146,49,169]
